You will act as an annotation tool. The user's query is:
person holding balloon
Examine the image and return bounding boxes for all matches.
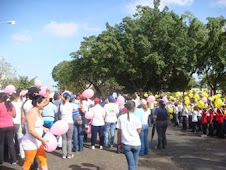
[22,95,49,170]
[60,93,78,159]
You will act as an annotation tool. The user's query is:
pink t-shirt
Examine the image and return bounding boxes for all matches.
[0,103,14,128]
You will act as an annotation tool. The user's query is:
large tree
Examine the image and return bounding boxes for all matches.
[196,17,226,95]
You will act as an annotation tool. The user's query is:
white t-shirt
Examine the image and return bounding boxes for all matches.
[178,104,183,112]
[141,109,150,125]
[174,106,179,114]
[116,114,141,146]
[104,103,119,123]
[91,104,105,126]
[192,111,198,122]
[12,101,23,124]
[197,110,202,117]
[23,100,33,115]
[60,102,78,123]
[182,107,188,117]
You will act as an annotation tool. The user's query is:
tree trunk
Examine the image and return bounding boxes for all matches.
[93,84,102,97]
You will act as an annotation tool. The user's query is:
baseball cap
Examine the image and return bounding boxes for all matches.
[108,95,116,103]
[28,86,40,94]
[94,97,100,104]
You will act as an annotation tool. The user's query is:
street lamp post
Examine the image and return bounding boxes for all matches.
[0,20,16,24]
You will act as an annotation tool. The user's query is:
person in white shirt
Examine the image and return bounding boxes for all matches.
[174,103,179,127]
[60,94,78,159]
[191,106,199,132]
[139,99,150,156]
[90,98,105,150]
[182,105,188,130]
[104,96,119,147]
[117,100,142,170]
[11,93,24,159]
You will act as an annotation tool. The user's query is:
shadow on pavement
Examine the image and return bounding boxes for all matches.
[152,126,226,170]
[69,163,101,170]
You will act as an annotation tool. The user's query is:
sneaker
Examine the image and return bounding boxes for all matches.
[91,146,95,150]
[100,146,103,150]
[11,160,18,165]
[201,134,205,137]
[62,155,66,159]
[67,154,74,159]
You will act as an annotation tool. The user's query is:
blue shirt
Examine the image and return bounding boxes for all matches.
[42,102,57,121]
[134,108,144,122]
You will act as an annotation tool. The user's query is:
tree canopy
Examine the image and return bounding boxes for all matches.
[52,4,225,96]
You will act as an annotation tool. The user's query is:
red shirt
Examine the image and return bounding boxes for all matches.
[215,111,219,123]
[202,112,208,124]
[218,114,224,124]
[208,112,214,123]
[0,103,14,128]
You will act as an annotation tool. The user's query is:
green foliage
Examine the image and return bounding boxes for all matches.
[52,5,225,96]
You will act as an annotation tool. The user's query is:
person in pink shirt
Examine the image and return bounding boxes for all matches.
[0,92,17,166]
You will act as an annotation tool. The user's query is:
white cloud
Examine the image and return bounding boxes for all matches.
[215,0,226,6]
[81,24,102,32]
[44,21,79,37]
[126,0,194,14]
[11,33,32,43]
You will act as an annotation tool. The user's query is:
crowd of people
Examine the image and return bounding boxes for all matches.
[0,86,225,170]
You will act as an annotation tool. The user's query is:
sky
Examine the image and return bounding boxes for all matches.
[0,0,225,91]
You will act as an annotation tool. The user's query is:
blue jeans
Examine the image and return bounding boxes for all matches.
[73,124,84,152]
[104,122,116,146]
[174,114,179,126]
[139,124,149,155]
[123,144,141,170]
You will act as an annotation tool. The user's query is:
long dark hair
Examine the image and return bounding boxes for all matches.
[0,92,13,112]
[32,95,45,107]
[124,101,136,121]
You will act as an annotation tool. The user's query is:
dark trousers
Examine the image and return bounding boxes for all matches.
[192,122,198,132]
[156,120,168,148]
[208,122,214,136]
[182,116,187,130]
[91,125,104,146]
[0,127,17,164]
[202,124,207,135]
[219,123,224,139]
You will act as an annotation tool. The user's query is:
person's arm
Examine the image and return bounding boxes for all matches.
[12,107,16,118]
[43,88,50,107]
[137,128,142,134]
[26,110,48,147]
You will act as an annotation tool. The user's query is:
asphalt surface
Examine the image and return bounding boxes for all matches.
[1,125,226,170]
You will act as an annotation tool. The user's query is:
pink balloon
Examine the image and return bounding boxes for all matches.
[43,132,57,152]
[34,79,42,88]
[147,96,155,103]
[39,86,47,97]
[50,120,69,136]
[202,97,207,103]
[85,124,91,134]
[4,85,16,94]
[162,96,168,103]
[117,96,125,106]
[85,111,94,119]
[82,89,94,99]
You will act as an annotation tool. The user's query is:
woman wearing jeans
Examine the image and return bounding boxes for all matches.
[117,101,142,170]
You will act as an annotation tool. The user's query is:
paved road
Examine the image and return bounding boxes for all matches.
[1,125,226,170]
